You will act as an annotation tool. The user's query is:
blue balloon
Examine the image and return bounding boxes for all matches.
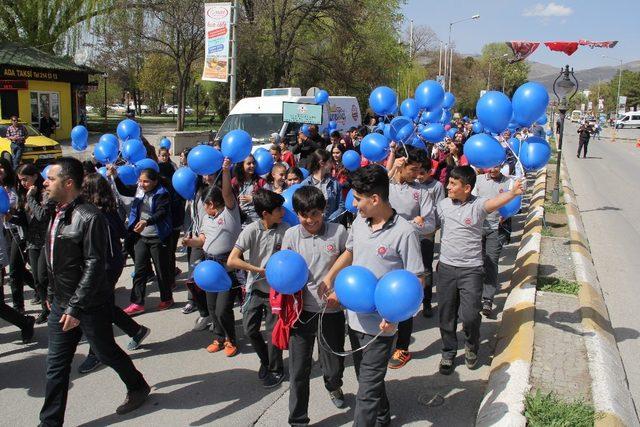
[221,129,252,163]
[299,167,310,179]
[335,266,377,313]
[94,141,119,164]
[360,133,390,162]
[463,134,507,169]
[389,116,412,141]
[520,136,551,171]
[265,249,309,294]
[328,120,337,130]
[512,82,549,127]
[0,187,9,214]
[536,115,548,126]
[159,137,172,150]
[375,122,385,133]
[41,165,52,180]
[545,129,552,136]
[97,166,108,178]
[440,109,452,124]
[194,260,231,292]
[442,92,456,109]
[369,86,397,116]
[135,158,160,174]
[342,150,361,172]
[410,136,427,150]
[374,270,424,323]
[282,184,303,225]
[476,91,513,134]
[315,89,329,105]
[499,195,522,219]
[345,189,358,213]
[122,138,146,162]
[188,144,223,175]
[71,139,87,151]
[447,127,458,139]
[421,109,440,124]
[472,121,484,134]
[508,137,521,156]
[99,133,119,149]
[117,119,141,141]
[253,147,274,176]
[383,123,392,139]
[395,123,415,143]
[300,124,311,137]
[172,166,198,200]
[70,125,88,145]
[415,80,445,112]
[400,98,419,120]
[117,164,138,185]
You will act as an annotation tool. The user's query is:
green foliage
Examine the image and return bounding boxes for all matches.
[525,390,600,426]
[537,277,580,295]
[86,78,122,109]
[610,70,640,112]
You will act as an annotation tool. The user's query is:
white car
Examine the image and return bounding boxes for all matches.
[109,103,127,113]
[129,103,150,114]
[166,105,194,115]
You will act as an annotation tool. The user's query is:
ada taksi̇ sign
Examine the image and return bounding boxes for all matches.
[283,102,323,125]
[202,3,231,82]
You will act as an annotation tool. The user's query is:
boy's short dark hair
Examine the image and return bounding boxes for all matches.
[203,186,224,209]
[292,185,326,214]
[397,145,427,165]
[54,157,84,190]
[450,165,477,190]
[253,188,284,218]
[350,164,389,202]
[330,130,341,138]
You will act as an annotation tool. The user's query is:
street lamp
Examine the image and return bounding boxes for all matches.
[602,54,623,118]
[446,13,480,92]
[195,83,201,126]
[171,85,176,121]
[551,65,579,203]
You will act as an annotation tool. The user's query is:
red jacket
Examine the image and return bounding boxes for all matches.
[270,288,303,350]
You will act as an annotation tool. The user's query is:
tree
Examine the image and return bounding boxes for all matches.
[139,53,176,114]
[480,43,529,96]
[405,24,438,63]
[610,70,640,112]
[86,77,122,114]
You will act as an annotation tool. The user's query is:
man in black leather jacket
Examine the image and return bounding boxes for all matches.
[39,157,150,426]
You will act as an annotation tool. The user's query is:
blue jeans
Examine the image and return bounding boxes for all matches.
[10,142,24,169]
[39,301,146,427]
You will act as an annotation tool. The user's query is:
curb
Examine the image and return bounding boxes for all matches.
[560,160,640,427]
[476,169,545,427]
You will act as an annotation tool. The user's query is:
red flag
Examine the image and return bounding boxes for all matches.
[578,39,619,49]
[505,41,540,63]
[544,41,579,56]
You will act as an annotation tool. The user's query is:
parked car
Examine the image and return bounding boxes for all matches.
[615,112,640,129]
[109,103,127,113]
[129,103,150,114]
[166,105,194,115]
[0,120,63,167]
[86,105,95,113]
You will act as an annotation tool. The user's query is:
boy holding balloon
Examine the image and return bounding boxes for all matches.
[436,166,522,375]
[281,185,348,425]
[227,189,289,388]
[322,164,424,427]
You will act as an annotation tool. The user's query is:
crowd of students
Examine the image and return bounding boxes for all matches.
[0,116,531,426]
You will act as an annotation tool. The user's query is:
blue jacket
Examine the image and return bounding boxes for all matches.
[128,185,173,241]
[301,175,345,223]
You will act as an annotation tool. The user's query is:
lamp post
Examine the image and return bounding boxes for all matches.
[552,65,579,204]
[446,13,480,92]
[195,83,200,126]
[103,73,108,127]
[171,85,176,122]
[602,55,623,142]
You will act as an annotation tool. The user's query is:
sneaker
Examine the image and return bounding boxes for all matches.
[116,381,151,415]
[207,340,223,353]
[127,326,150,351]
[329,388,345,408]
[192,316,211,331]
[78,353,101,374]
[35,310,49,325]
[157,300,174,311]
[439,358,454,375]
[21,315,35,344]
[124,304,145,316]
[388,349,412,369]
[223,340,238,357]
[481,300,492,317]
[182,302,197,314]
[422,304,433,318]
[465,347,478,369]
[262,371,285,389]
[31,295,41,305]
[258,363,269,380]
[175,267,182,277]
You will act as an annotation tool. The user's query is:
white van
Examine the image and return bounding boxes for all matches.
[214,88,361,152]
[615,112,640,129]
[570,110,582,123]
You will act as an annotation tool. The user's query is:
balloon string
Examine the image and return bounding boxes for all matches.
[316,303,383,357]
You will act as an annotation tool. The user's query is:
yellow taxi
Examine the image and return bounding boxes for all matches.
[0,119,63,167]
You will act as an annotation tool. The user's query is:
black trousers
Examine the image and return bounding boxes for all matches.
[187,247,209,317]
[27,248,49,312]
[436,262,484,360]
[577,139,589,158]
[8,233,33,309]
[421,237,435,306]
[482,228,509,303]
[206,271,240,342]
[242,289,283,373]
[288,310,345,425]
[39,301,146,427]
[0,300,29,329]
[349,329,395,426]
[168,228,181,273]
[130,236,174,305]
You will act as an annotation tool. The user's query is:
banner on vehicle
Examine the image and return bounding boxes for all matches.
[283,102,323,125]
[202,2,231,82]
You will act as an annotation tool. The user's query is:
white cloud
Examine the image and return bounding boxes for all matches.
[523,2,573,18]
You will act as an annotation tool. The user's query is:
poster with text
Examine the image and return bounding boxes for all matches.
[202,2,231,82]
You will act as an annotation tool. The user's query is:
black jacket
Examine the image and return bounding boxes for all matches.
[45,197,110,317]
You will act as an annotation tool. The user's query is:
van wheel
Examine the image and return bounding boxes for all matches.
[618,124,624,129]
[1,151,11,163]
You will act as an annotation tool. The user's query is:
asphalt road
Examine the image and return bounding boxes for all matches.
[562,121,640,414]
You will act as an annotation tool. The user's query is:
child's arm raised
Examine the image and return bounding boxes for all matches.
[221,157,236,210]
[484,179,523,213]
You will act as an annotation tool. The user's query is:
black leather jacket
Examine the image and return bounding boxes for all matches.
[45,197,110,317]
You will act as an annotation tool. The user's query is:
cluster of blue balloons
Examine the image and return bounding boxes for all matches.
[334,266,423,323]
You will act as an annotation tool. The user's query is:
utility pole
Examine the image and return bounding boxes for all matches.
[409,19,413,61]
[228,0,239,112]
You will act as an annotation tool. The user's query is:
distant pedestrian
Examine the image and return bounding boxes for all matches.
[577,123,592,158]
[6,116,27,169]
[39,111,57,138]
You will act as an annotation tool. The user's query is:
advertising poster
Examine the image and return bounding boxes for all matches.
[202,3,231,82]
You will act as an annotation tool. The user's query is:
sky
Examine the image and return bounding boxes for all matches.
[401,0,640,70]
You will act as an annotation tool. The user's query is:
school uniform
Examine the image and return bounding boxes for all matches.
[419,179,446,307]
[200,204,242,343]
[473,174,513,304]
[235,220,290,374]
[388,180,435,350]
[346,213,424,426]
[436,195,489,361]
[282,222,348,425]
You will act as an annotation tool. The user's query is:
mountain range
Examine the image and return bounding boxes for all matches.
[528,60,640,92]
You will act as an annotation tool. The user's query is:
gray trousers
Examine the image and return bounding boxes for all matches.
[436,262,484,360]
[242,289,283,373]
[349,329,395,426]
[481,228,508,302]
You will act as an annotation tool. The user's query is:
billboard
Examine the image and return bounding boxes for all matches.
[202,3,231,82]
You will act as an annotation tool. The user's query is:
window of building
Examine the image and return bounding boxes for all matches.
[30,91,60,126]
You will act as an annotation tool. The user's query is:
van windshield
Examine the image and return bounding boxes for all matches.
[217,114,284,143]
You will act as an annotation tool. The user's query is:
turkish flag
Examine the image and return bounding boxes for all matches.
[544,41,579,56]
